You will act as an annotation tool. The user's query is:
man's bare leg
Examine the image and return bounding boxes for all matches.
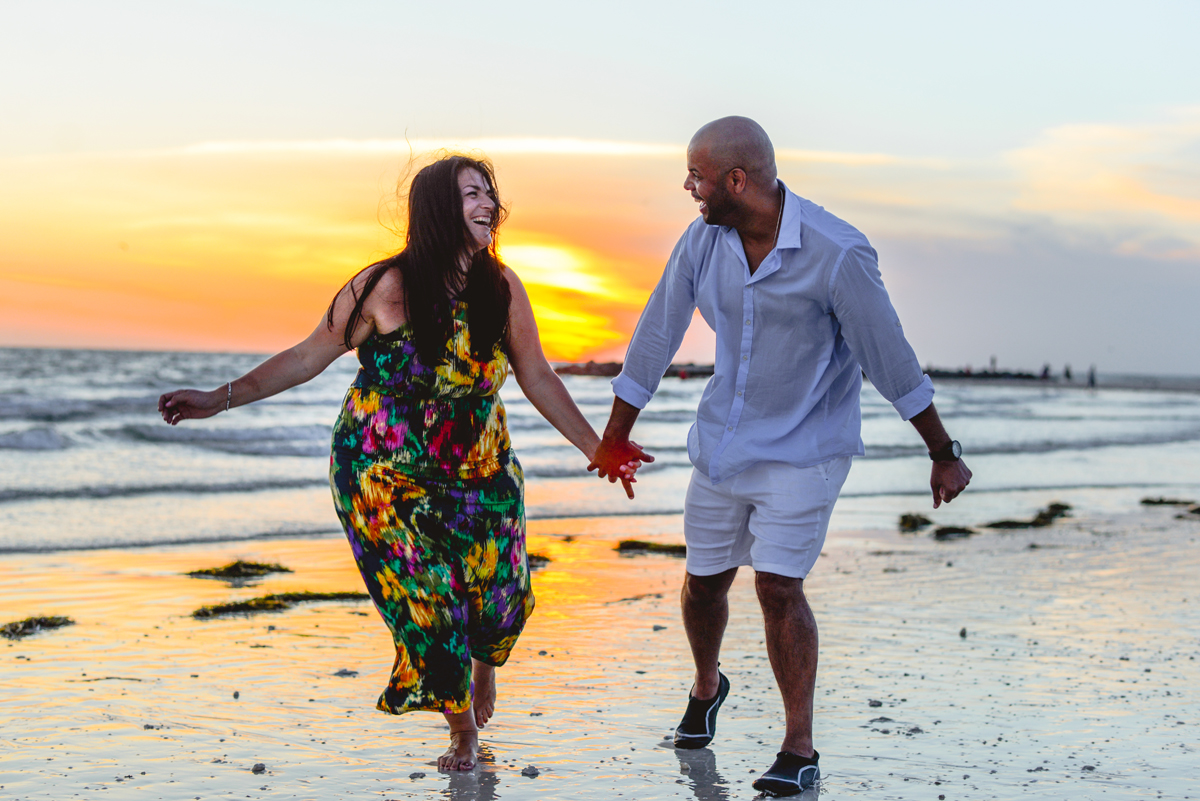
[681,568,738,698]
[438,709,479,771]
[472,659,496,728]
[755,571,818,757]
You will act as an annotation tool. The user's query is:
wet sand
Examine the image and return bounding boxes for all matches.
[2,507,1198,799]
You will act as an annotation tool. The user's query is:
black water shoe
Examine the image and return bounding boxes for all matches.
[672,672,730,749]
[752,750,820,796]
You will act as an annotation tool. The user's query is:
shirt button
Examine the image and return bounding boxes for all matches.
[727,426,734,432]
[742,355,748,361]
[745,319,751,325]
[737,390,743,396]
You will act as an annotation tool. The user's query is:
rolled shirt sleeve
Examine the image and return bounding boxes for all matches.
[612,233,698,410]
[829,244,934,421]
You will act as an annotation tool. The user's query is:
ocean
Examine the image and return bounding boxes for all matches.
[2,346,1200,552]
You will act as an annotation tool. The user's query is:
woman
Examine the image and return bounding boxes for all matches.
[159,154,643,771]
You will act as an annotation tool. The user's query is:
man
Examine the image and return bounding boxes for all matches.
[590,116,971,796]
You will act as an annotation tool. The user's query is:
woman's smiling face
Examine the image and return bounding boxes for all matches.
[459,167,496,253]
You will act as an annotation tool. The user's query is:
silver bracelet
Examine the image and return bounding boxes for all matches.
[225,381,232,412]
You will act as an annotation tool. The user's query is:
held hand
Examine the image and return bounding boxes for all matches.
[931,459,972,508]
[612,457,644,499]
[158,389,223,425]
[588,437,655,499]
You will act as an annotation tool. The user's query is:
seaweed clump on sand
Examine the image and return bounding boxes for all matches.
[932,526,976,541]
[1137,496,1200,519]
[898,513,933,532]
[193,591,369,619]
[616,540,687,556]
[982,502,1072,530]
[527,552,552,570]
[1140,497,1196,506]
[2,615,75,640]
[186,561,293,579]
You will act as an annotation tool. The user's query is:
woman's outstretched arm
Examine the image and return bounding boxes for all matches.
[503,270,651,497]
[158,275,376,425]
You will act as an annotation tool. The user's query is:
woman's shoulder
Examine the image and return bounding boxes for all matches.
[352,260,403,294]
[350,261,405,313]
[339,259,406,341]
[501,263,526,293]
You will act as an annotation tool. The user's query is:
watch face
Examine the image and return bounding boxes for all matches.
[951,440,962,459]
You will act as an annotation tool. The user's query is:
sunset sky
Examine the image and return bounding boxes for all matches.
[3,1,1200,373]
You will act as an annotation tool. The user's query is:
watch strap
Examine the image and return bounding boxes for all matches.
[929,440,961,462]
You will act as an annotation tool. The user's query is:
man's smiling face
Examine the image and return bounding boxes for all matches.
[684,146,735,226]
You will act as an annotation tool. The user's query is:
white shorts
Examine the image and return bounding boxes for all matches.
[683,457,852,579]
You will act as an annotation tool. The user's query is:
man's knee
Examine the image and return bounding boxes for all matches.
[684,568,737,604]
[754,570,805,608]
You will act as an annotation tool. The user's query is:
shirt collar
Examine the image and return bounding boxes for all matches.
[717,180,803,250]
[775,180,802,250]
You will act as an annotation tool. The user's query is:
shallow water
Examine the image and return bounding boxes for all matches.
[3,346,1200,551]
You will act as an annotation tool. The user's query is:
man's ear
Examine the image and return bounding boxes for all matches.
[727,167,748,195]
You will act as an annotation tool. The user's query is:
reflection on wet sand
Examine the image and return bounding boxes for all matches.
[674,747,730,800]
[2,505,1199,798]
[443,764,500,801]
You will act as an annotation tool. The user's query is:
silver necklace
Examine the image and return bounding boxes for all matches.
[772,185,784,247]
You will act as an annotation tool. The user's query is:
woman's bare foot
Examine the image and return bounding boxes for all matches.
[472,659,497,728]
[438,729,478,771]
[438,712,479,772]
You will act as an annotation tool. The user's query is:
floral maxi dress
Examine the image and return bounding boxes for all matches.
[329,302,534,715]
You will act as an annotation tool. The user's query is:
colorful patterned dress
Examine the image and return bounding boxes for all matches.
[329,300,534,715]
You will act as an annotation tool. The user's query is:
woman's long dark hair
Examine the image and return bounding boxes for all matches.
[328,154,513,365]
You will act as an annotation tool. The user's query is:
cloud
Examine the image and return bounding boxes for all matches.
[768,111,1200,261]
[88,136,960,168]
[165,138,684,158]
[1008,109,1200,257]
[776,148,950,169]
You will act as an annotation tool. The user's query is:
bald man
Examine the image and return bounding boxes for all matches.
[590,117,971,795]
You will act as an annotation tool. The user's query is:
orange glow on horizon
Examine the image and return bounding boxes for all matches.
[19,133,1169,361]
[497,236,653,361]
[0,144,696,359]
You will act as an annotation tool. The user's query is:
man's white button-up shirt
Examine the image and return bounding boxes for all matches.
[612,183,934,484]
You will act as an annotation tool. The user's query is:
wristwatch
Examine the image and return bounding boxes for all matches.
[929,440,962,462]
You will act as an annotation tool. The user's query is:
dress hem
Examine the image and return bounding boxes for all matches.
[376,697,473,716]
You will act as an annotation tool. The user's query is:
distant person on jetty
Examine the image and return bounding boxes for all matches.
[159,154,642,771]
[590,117,971,795]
